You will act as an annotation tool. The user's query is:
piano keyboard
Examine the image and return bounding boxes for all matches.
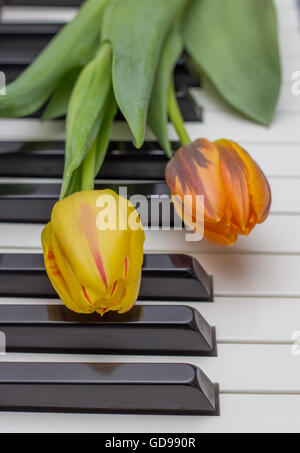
[0,0,299,432]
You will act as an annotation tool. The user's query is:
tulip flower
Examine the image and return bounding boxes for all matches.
[41,189,145,315]
[165,138,271,246]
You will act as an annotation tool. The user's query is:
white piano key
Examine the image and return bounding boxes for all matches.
[0,295,298,344]
[0,114,299,144]
[195,253,300,297]
[0,393,299,433]
[208,297,300,343]
[270,178,300,214]
[0,119,66,141]
[279,31,300,58]
[199,298,300,344]
[1,344,300,393]
[144,297,300,344]
[277,7,299,31]
[274,0,298,10]
[191,84,300,114]
[191,112,300,144]
[144,215,300,255]
[1,7,77,23]
[234,144,300,178]
[0,214,299,254]
[277,86,300,113]
[282,57,300,84]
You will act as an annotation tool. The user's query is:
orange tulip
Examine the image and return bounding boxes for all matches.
[165,138,271,245]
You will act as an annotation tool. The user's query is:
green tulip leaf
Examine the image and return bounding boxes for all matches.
[102,0,188,148]
[60,43,112,199]
[94,88,118,177]
[41,68,81,121]
[0,0,109,117]
[183,0,281,125]
[148,20,184,158]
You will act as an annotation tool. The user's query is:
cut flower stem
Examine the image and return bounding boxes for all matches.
[167,78,191,151]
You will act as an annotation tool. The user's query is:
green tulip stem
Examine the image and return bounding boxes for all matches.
[81,142,96,191]
[167,78,191,148]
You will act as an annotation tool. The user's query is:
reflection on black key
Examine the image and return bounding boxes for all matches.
[0,141,169,179]
[0,253,213,301]
[0,304,216,355]
[0,362,219,415]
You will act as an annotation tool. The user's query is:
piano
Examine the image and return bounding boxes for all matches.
[0,0,299,433]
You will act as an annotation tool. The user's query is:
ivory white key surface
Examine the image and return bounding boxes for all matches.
[192,85,300,114]
[0,394,299,433]
[0,0,300,434]
[1,344,300,393]
[0,114,299,143]
[0,214,299,254]
[0,296,299,344]
[282,57,300,84]
[1,7,78,23]
[195,254,300,297]
[182,298,300,344]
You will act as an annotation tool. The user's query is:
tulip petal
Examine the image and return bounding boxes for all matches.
[41,222,82,313]
[117,273,142,314]
[42,189,145,316]
[204,227,238,246]
[216,139,271,223]
[214,140,251,233]
[165,138,227,224]
[52,231,95,313]
[79,201,108,289]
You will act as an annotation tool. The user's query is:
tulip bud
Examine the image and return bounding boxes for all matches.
[41,190,145,315]
[165,138,271,245]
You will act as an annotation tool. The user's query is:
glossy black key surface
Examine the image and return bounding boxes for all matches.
[0,181,180,226]
[0,254,213,301]
[0,362,219,415]
[0,141,171,179]
[0,23,62,64]
[0,23,201,120]
[0,304,216,355]
[0,23,200,87]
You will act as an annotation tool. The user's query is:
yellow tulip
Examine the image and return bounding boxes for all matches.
[165,138,271,245]
[41,190,145,315]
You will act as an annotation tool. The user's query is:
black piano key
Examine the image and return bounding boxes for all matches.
[177,90,202,122]
[0,141,171,179]
[0,181,183,226]
[0,362,219,415]
[0,23,63,65]
[0,23,200,88]
[0,304,216,356]
[0,253,213,302]
[0,63,26,84]
[0,23,201,120]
